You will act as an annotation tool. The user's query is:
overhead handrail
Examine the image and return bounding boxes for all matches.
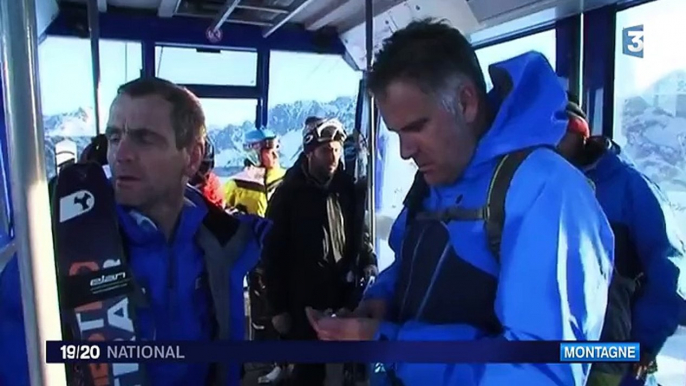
[209,0,241,33]
[263,0,318,38]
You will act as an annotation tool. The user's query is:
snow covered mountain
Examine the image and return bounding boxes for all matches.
[41,96,357,178]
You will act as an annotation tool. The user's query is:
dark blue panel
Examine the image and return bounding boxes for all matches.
[256,49,270,128]
[46,6,346,55]
[45,340,574,363]
[141,39,155,77]
[582,6,617,137]
[555,15,582,96]
[180,84,260,99]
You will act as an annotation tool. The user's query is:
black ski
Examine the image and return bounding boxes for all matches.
[53,162,148,386]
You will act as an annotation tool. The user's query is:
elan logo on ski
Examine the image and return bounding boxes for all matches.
[59,189,95,223]
[90,271,126,288]
[53,163,148,386]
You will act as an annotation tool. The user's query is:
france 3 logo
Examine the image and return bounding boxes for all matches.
[622,24,644,58]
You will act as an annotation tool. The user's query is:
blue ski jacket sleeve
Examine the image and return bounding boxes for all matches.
[363,51,615,386]
[625,170,686,356]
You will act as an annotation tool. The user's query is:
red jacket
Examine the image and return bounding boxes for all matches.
[200,172,225,208]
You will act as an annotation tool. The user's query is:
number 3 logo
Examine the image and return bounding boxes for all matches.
[623,25,644,58]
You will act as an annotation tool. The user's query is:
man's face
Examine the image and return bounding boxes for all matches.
[260,146,279,169]
[308,141,342,179]
[376,80,480,186]
[105,94,201,209]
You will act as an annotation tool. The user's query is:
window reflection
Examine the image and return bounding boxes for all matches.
[38,37,142,177]
[200,98,258,185]
[267,51,362,168]
[155,46,258,86]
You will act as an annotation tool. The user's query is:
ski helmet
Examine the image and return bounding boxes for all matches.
[243,127,278,166]
[302,117,347,154]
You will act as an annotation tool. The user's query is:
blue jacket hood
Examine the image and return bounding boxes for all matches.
[464,51,568,179]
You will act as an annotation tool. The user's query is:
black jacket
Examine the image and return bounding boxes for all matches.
[262,154,376,316]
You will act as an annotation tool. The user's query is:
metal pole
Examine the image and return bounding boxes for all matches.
[88,0,102,134]
[364,0,376,242]
[0,0,66,384]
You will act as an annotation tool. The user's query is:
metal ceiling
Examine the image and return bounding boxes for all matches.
[59,0,397,38]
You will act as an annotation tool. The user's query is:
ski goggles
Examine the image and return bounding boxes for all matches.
[303,118,347,147]
[243,137,279,153]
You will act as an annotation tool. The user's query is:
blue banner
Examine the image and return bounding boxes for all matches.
[46,341,641,364]
[559,342,640,362]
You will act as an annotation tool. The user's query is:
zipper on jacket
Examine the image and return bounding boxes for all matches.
[166,243,176,339]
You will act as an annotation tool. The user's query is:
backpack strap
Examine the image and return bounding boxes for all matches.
[484,147,543,263]
[404,146,551,264]
[403,171,430,227]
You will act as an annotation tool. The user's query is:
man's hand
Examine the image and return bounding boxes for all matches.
[353,298,387,319]
[618,357,657,385]
[271,313,291,335]
[305,307,379,341]
[363,265,378,279]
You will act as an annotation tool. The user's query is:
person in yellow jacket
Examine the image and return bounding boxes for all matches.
[224,127,286,384]
[223,127,285,217]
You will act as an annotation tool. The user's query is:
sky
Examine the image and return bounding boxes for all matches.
[36,39,363,132]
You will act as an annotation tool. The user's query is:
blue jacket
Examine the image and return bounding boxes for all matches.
[583,139,686,357]
[0,186,269,386]
[364,52,615,385]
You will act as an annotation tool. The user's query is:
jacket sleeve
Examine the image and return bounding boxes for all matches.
[627,172,686,357]
[358,222,377,269]
[374,167,615,386]
[0,257,30,386]
[362,210,408,303]
[262,185,292,316]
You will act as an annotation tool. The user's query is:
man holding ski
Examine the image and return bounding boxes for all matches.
[0,77,268,386]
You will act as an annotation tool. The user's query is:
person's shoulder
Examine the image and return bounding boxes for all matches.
[201,197,242,245]
[512,148,592,201]
[523,148,583,183]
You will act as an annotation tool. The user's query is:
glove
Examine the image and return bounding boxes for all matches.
[618,358,657,386]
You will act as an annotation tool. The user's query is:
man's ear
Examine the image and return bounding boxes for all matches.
[458,82,480,126]
[184,141,204,178]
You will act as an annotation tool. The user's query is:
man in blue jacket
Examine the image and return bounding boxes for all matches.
[305,19,615,386]
[558,97,686,386]
[0,77,269,386]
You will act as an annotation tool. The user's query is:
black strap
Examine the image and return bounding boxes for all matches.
[484,147,541,263]
[404,146,550,263]
[403,171,429,226]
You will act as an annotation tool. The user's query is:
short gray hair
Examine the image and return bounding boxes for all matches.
[368,19,487,116]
